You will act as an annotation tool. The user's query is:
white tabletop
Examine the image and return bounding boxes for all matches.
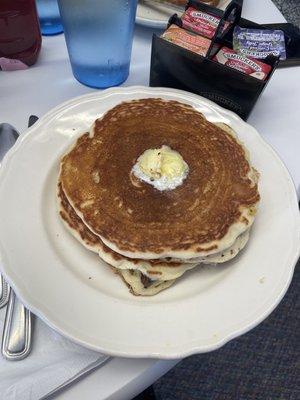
[1,1,299,399]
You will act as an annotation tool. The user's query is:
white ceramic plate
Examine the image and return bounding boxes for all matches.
[136,0,232,29]
[0,86,299,359]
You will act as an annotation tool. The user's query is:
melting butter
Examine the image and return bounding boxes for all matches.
[132,145,189,191]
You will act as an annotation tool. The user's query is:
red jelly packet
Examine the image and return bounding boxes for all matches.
[161,25,213,56]
[213,47,272,80]
[182,7,230,39]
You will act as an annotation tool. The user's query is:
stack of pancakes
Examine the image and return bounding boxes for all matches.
[57,99,260,296]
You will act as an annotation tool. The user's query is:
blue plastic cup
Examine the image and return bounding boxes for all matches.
[36,0,63,36]
[57,0,138,88]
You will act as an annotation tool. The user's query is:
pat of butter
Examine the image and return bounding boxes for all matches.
[139,148,162,179]
[138,145,187,180]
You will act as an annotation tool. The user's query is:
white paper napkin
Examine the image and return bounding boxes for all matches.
[0,307,108,400]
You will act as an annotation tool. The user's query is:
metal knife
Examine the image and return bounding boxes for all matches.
[0,122,19,310]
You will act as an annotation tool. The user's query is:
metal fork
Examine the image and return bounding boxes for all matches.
[0,116,38,360]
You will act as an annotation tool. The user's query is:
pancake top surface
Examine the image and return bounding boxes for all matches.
[60,99,259,257]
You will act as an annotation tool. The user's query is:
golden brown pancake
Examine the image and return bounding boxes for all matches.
[58,179,250,262]
[58,180,188,267]
[59,99,259,260]
[57,180,250,297]
[58,181,198,274]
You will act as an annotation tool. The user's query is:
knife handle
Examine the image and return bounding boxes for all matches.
[1,290,32,360]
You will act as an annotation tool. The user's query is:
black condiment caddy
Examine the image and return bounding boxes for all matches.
[150,0,300,120]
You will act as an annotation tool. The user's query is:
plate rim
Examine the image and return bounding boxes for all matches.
[0,86,299,359]
[136,15,167,29]
[136,1,172,29]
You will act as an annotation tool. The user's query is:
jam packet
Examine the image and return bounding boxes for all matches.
[233,26,286,60]
[213,47,272,80]
[161,24,214,56]
[182,7,230,39]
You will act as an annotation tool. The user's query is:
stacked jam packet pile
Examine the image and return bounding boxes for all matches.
[161,5,286,80]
